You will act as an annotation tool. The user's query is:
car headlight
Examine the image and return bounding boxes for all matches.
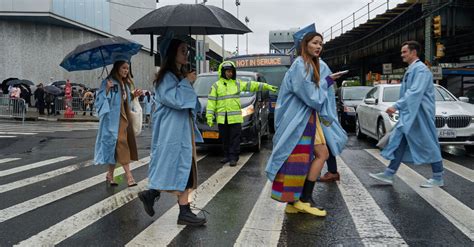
[344,106,355,113]
[241,104,255,117]
[389,113,399,122]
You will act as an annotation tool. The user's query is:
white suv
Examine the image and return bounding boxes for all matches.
[355,84,474,153]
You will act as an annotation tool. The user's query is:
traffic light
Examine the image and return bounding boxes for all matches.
[433,15,441,38]
[436,42,445,59]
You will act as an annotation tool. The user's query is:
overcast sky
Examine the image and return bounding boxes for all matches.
[157,0,407,55]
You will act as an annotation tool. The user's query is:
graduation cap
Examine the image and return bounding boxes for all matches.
[291,23,317,53]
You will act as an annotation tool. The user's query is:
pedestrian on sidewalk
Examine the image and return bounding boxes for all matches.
[82,90,94,116]
[206,61,277,166]
[34,83,46,115]
[369,40,444,188]
[94,59,141,187]
[138,37,206,226]
[265,25,343,217]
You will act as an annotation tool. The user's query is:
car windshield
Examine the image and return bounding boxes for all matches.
[342,87,372,100]
[193,75,255,97]
[382,85,457,102]
[435,87,456,101]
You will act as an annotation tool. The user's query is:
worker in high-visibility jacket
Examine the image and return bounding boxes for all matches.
[207,61,278,166]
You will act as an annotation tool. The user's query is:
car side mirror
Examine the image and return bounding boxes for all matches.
[459,96,469,103]
[364,98,377,105]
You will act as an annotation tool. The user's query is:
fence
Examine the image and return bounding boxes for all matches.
[53,97,95,115]
[0,96,26,123]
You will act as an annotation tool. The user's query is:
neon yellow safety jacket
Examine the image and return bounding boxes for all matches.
[206,61,277,125]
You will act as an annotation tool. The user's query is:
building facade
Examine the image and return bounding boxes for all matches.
[269,28,298,55]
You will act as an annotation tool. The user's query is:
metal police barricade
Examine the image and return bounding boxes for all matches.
[54,97,95,115]
[0,96,26,123]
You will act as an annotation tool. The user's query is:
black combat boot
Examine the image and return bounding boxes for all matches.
[177,203,206,226]
[138,189,160,217]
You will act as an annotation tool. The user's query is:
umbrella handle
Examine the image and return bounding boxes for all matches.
[99,48,110,76]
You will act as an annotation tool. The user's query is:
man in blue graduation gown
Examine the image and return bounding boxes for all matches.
[369,41,444,188]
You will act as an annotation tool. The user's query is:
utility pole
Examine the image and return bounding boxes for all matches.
[235,0,240,56]
[245,16,249,54]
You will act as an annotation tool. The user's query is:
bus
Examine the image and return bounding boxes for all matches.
[227,54,292,132]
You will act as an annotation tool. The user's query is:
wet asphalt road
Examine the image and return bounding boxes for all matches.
[0,120,472,246]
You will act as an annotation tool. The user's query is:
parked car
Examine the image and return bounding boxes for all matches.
[355,84,474,153]
[336,86,373,130]
[193,71,271,152]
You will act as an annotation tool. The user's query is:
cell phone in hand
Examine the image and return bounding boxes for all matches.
[331,70,349,77]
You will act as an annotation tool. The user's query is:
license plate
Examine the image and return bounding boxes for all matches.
[203,131,219,139]
[438,129,456,138]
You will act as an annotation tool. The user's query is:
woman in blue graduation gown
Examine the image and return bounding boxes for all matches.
[94,60,142,187]
[137,38,206,226]
[265,31,343,217]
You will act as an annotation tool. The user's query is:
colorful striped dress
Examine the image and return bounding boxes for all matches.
[271,111,316,202]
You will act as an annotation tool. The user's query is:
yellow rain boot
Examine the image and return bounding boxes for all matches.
[285,203,300,214]
[293,201,327,217]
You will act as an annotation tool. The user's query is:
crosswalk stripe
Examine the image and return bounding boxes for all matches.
[365,149,474,241]
[0,157,151,223]
[126,152,254,246]
[337,156,407,245]
[234,181,285,247]
[0,158,21,164]
[442,158,474,182]
[0,132,37,135]
[0,136,16,138]
[14,155,207,246]
[0,160,94,194]
[0,156,76,178]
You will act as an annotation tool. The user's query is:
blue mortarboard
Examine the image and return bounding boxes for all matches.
[292,23,317,52]
[159,31,175,59]
[112,54,130,63]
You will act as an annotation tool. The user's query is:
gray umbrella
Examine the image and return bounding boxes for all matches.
[127,4,252,35]
[43,85,62,96]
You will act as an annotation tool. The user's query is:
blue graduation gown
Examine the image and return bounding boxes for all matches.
[319,60,348,156]
[94,78,132,165]
[148,72,203,191]
[381,60,442,164]
[265,57,332,182]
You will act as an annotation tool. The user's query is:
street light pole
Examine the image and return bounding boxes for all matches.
[235,0,240,56]
[245,16,249,54]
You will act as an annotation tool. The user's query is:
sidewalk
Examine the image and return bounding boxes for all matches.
[22,107,99,122]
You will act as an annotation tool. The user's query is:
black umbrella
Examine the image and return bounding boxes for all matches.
[44,85,62,96]
[7,79,34,86]
[1,78,18,94]
[128,4,252,35]
[51,81,85,88]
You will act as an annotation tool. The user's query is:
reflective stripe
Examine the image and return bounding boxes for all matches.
[208,96,217,101]
[217,111,241,116]
[216,95,240,100]
[236,81,240,93]
[258,83,263,91]
[207,110,214,114]
[245,82,251,91]
[212,85,218,91]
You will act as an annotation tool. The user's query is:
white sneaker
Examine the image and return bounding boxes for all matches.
[420,178,444,188]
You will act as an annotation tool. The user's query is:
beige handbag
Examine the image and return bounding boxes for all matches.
[130,97,143,136]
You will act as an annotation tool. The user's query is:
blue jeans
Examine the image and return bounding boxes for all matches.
[384,135,444,180]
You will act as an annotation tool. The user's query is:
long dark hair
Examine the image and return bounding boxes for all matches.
[155,39,188,86]
[298,32,323,86]
[108,60,133,87]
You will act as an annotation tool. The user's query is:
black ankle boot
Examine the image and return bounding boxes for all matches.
[138,189,160,217]
[177,203,206,226]
[299,179,316,202]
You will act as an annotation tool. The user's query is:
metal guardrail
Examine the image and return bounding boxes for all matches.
[53,97,95,115]
[0,96,26,123]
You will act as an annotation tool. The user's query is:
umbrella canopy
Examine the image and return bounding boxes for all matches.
[7,79,34,86]
[43,85,62,96]
[51,81,85,88]
[1,78,18,94]
[60,36,143,72]
[128,4,252,35]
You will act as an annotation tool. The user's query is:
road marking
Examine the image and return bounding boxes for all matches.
[234,181,285,247]
[126,153,254,247]
[0,160,94,194]
[0,158,21,164]
[0,157,150,223]
[366,149,474,241]
[15,155,208,246]
[0,156,76,178]
[0,136,16,138]
[337,156,407,245]
[0,132,37,135]
[442,159,474,182]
